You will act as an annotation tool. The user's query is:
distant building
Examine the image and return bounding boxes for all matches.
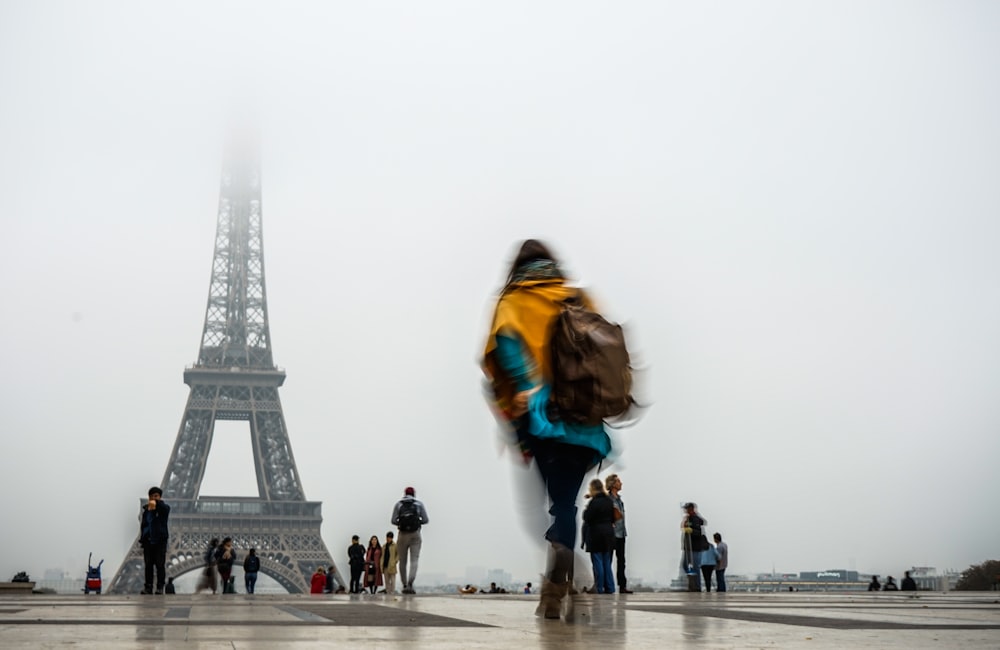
[487,569,512,588]
[419,572,448,587]
[44,568,69,581]
[465,566,487,584]
[35,578,85,594]
[907,567,960,591]
[800,570,859,582]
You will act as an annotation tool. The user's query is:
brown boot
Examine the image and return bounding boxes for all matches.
[536,579,566,619]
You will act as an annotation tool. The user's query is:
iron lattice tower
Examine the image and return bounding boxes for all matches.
[108,145,342,594]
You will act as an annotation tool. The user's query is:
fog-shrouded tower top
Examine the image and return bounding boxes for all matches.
[106,141,341,594]
[197,138,274,370]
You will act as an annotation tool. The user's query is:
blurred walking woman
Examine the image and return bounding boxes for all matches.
[483,240,612,619]
[582,478,616,594]
[196,538,219,594]
[215,537,236,592]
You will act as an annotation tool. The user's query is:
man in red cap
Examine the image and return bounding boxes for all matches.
[391,486,429,594]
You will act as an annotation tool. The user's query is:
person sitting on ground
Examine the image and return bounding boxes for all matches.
[901,571,917,591]
[868,575,881,591]
[883,575,898,591]
[310,566,327,594]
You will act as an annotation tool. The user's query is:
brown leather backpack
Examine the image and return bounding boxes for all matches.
[548,295,633,425]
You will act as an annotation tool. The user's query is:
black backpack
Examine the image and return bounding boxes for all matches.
[397,500,421,532]
[549,295,633,425]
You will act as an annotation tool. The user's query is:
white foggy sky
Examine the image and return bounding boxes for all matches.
[1,1,998,586]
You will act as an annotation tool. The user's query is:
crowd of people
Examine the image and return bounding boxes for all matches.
[135,483,431,596]
[869,571,918,591]
[194,536,244,594]
[679,502,729,592]
[344,532,398,595]
[133,240,729,617]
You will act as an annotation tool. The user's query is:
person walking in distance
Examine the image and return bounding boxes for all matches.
[215,537,237,593]
[138,486,171,595]
[482,240,619,620]
[681,502,709,592]
[605,474,633,594]
[381,531,399,595]
[243,548,260,594]
[713,533,728,592]
[197,538,219,594]
[391,486,430,594]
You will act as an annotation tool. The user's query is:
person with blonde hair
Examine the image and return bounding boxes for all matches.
[215,537,237,594]
[582,478,616,594]
[310,566,326,594]
[604,473,633,593]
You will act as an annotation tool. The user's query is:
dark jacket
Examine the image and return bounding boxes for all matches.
[683,513,709,552]
[582,493,616,553]
[243,554,260,573]
[139,501,171,547]
[348,542,366,567]
[215,545,237,572]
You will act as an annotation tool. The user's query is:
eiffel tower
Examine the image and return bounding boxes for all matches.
[108,141,343,594]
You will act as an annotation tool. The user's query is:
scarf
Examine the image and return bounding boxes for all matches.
[508,259,563,284]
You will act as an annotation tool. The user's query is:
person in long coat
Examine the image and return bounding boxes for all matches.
[381,531,399,594]
[582,478,616,594]
[215,537,237,593]
[364,535,384,594]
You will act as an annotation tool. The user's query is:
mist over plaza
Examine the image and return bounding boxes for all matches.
[1,2,998,592]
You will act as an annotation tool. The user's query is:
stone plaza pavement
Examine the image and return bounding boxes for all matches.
[1,590,998,649]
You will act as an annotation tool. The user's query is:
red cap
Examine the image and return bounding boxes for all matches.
[404,487,415,496]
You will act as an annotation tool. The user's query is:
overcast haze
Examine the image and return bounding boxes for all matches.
[2,1,998,588]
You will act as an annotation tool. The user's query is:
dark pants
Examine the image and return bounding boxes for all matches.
[350,565,364,593]
[613,537,627,590]
[143,543,167,592]
[245,572,258,594]
[529,438,594,549]
[526,437,594,585]
[701,565,715,592]
[715,568,727,592]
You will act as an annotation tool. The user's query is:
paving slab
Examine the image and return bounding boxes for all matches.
[0,591,997,648]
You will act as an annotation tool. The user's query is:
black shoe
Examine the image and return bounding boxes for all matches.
[620,588,634,594]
